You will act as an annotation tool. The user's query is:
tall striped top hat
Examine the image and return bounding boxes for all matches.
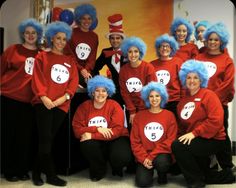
[106,14,125,38]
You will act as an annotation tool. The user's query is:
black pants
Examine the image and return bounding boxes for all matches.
[0,96,34,176]
[135,154,172,187]
[80,136,132,179]
[216,105,234,169]
[33,104,66,176]
[172,137,234,186]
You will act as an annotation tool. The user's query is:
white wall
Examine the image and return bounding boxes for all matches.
[174,0,236,142]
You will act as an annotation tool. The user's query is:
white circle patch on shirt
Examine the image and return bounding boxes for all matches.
[204,61,217,78]
[180,102,195,120]
[51,64,69,84]
[155,70,170,85]
[144,122,164,142]
[88,116,108,128]
[75,43,91,60]
[25,57,35,75]
[126,77,143,92]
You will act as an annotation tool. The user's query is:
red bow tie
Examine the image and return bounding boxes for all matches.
[103,50,122,63]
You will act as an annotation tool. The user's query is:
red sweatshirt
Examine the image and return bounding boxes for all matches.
[64,27,98,72]
[31,51,79,112]
[130,109,177,163]
[150,57,183,102]
[119,61,157,114]
[196,51,235,106]
[175,43,199,62]
[72,99,129,140]
[177,88,226,140]
[1,44,39,103]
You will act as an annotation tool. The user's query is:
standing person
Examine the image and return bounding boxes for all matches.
[170,17,199,62]
[150,33,183,117]
[93,13,127,107]
[65,3,98,89]
[72,75,132,181]
[194,20,210,53]
[171,60,235,188]
[119,36,156,127]
[131,82,177,187]
[0,18,42,182]
[31,21,78,186]
[195,22,235,172]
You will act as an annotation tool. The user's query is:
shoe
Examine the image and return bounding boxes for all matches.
[32,172,44,186]
[46,176,67,186]
[112,169,123,177]
[19,173,30,181]
[157,172,167,185]
[5,175,19,182]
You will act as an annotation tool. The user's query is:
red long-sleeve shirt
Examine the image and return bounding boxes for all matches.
[31,51,79,112]
[119,61,157,114]
[177,88,226,140]
[130,109,177,163]
[175,43,199,62]
[64,27,98,72]
[150,57,183,102]
[72,99,129,140]
[1,44,39,103]
[196,51,235,106]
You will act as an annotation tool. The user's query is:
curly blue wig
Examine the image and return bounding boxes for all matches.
[194,20,210,40]
[203,22,229,51]
[155,34,179,57]
[74,4,97,25]
[121,36,147,60]
[170,17,194,43]
[18,18,43,44]
[87,75,116,98]
[45,21,72,47]
[141,82,168,108]
[179,59,209,88]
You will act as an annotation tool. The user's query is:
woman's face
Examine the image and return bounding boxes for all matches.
[93,87,108,104]
[186,72,201,93]
[159,42,171,58]
[52,32,67,53]
[128,46,140,63]
[149,90,161,108]
[196,25,206,42]
[176,24,188,43]
[24,26,38,45]
[79,14,93,31]
[206,33,221,52]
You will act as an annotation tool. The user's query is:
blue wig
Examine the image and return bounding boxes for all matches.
[45,21,72,47]
[179,59,209,88]
[74,4,97,25]
[87,75,116,98]
[170,17,194,42]
[18,18,43,44]
[141,82,168,108]
[121,36,147,60]
[203,22,229,51]
[155,33,179,57]
[194,20,210,40]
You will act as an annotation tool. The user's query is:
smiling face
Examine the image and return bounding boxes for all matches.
[196,25,206,42]
[23,26,38,46]
[128,46,140,64]
[93,87,108,105]
[186,72,201,95]
[79,14,93,31]
[159,42,171,59]
[148,90,161,108]
[51,32,67,54]
[206,33,221,53]
[176,24,188,44]
[109,34,123,50]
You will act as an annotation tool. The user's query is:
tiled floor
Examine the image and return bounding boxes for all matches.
[1,156,235,188]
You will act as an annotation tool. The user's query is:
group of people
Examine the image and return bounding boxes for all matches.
[1,3,235,188]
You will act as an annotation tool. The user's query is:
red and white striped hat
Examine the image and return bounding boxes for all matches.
[106,14,126,38]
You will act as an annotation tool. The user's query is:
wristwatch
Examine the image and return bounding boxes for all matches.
[65,93,70,100]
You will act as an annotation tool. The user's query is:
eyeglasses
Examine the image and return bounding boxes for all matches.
[159,45,171,49]
[24,31,37,35]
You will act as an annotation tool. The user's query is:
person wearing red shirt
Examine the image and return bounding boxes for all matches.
[170,17,199,62]
[196,22,235,173]
[131,82,177,187]
[31,21,78,186]
[171,60,235,188]
[119,37,156,127]
[150,33,183,118]
[72,75,132,181]
[0,18,42,182]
